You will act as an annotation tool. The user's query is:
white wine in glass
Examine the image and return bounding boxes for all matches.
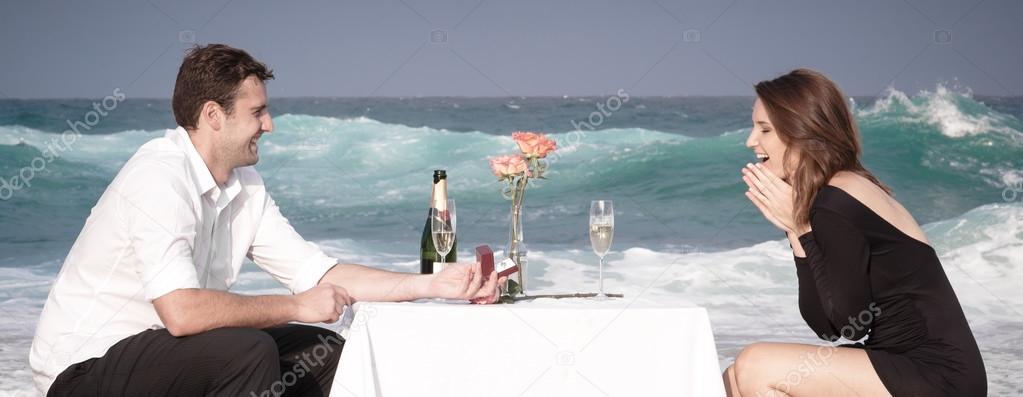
[431,199,456,272]
[589,200,614,299]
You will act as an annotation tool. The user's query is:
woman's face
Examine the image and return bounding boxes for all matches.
[746,98,794,180]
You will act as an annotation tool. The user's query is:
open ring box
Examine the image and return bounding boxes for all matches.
[476,245,519,279]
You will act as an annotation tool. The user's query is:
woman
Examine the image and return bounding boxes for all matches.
[726,69,986,396]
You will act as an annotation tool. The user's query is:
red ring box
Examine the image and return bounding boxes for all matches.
[476,245,519,278]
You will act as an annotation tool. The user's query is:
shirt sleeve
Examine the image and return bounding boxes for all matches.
[118,163,201,302]
[247,193,338,294]
[796,207,874,341]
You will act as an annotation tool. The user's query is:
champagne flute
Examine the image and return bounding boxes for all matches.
[431,199,456,272]
[589,200,614,299]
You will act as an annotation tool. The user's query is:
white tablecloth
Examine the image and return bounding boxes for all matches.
[329,298,725,397]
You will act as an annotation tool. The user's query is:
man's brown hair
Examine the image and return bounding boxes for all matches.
[172,44,274,130]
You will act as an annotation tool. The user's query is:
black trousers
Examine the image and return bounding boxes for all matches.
[48,324,344,397]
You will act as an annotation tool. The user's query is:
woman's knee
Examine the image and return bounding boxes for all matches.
[734,343,770,375]
[723,364,740,397]
[733,343,775,393]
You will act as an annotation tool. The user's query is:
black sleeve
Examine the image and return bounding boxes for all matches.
[796,208,873,341]
[794,255,841,341]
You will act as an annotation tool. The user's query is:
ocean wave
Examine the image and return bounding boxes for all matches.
[858,84,1023,139]
[0,124,163,169]
[2,108,1019,220]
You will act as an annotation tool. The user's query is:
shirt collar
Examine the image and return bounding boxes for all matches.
[170,127,242,210]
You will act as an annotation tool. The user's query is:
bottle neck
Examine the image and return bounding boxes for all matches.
[431,178,448,211]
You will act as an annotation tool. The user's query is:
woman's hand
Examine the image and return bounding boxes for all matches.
[742,162,808,235]
[427,262,504,304]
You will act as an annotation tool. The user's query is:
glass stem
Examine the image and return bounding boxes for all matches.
[598,255,604,296]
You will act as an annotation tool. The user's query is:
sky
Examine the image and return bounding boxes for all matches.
[1,0,1021,98]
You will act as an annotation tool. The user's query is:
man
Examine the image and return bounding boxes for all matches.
[30,44,502,396]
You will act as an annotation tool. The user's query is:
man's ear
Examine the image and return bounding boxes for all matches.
[200,100,223,131]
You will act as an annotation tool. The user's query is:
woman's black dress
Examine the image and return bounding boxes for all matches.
[795,185,986,396]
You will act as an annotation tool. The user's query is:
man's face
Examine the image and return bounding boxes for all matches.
[220,75,273,169]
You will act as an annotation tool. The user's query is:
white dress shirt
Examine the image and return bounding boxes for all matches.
[29,127,338,393]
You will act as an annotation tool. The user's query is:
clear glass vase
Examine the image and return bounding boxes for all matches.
[506,201,527,296]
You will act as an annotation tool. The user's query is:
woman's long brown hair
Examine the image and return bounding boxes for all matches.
[754,69,891,228]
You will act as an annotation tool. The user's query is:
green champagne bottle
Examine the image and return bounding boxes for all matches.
[420,170,456,274]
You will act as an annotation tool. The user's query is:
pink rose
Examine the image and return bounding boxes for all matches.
[489,155,530,178]
[512,131,557,158]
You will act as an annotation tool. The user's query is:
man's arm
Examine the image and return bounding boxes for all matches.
[318,264,428,302]
[155,262,501,338]
[319,262,503,304]
[248,193,501,307]
[153,283,352,337]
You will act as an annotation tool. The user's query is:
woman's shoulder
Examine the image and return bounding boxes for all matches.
[820,171,931,244]
[812,172,887,217]
[825,172,887,204]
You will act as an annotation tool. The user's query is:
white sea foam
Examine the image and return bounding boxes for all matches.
[2,202,1020,394]
[859,85,1023,139]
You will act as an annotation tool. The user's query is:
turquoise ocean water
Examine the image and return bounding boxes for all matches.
[1,85,1021,394]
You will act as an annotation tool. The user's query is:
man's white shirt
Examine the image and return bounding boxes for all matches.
[29,127,338,393]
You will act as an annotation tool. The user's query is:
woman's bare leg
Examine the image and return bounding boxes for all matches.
[723,364,742,397]
[732,342,892,397]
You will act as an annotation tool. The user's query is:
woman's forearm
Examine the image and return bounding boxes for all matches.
[787,231,807,258]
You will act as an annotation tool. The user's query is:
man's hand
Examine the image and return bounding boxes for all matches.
[428,262,504,304]
[293,283,353,323]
